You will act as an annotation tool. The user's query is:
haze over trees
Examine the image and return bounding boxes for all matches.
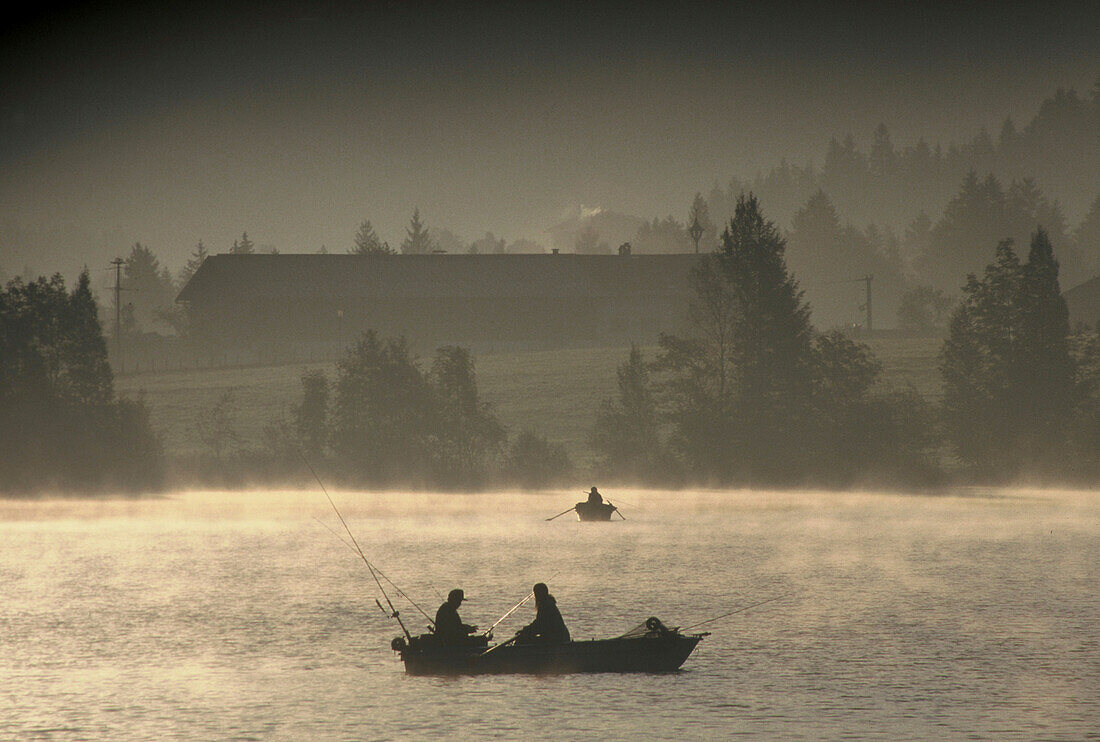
[400,208,435,255]
[350,220,394,255]
[941,229,1100,480]
[121,242,177,335]
[0,270,163,491]
[593,195,936,487]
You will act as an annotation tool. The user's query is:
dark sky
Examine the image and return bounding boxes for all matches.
[2,1,1097,270]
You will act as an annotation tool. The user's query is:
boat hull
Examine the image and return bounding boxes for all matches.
[398,633,702,675]
[575,501,616,521]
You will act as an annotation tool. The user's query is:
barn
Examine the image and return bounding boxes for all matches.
[1065,275,1100,331]
[176,252,702,360]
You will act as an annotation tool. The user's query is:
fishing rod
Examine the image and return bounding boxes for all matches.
[300,453,413,640]
[482,570,563,636]
[312,517,436,627]
[681,592,794,632]
[590,492,638,508]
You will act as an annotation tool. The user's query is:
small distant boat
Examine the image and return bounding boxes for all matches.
[391,617,705,675]
[574,500,618,521]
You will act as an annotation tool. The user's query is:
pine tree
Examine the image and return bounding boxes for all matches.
[350,220,393,255]
[656,193,815,482]
[230,232,255,254]
[179,240,209,285]
[940,229,1078,478]
[1017,228,1076,466]
[122,243,177,333]
[62,269,114,406]
[400,209,434,254]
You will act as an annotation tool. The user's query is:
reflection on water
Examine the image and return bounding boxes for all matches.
[2,488,1098,740]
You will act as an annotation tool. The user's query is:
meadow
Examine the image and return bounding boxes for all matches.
[116,336,943,469]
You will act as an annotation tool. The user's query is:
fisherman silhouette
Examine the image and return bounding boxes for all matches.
[434,588,478,645]
[515,583,570,643]
[586,486,603,505]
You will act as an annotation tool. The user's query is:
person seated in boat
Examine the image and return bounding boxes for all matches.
[515,582,570,644]
[586,486,603,505]
[434,588,479,645]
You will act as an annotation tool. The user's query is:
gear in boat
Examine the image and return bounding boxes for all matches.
[392,616,707,675]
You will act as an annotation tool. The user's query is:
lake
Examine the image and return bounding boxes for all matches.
[2,487,1097,740]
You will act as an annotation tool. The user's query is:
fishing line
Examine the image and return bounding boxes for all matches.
[311,515,435,626]
[681,592,795,631]
[301,452,423,637]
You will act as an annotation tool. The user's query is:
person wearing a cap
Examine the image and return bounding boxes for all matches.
[515,582,570,644]
[434,588,478,644]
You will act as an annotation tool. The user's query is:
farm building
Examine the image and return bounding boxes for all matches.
[1065,275,1100,330]
[176,252,702,361]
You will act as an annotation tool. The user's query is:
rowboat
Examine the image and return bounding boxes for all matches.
[391,617,705,675]
[574,501,618,521]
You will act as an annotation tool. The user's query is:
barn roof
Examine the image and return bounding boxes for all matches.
[177,253,702,303]
[1064,274,1100,328]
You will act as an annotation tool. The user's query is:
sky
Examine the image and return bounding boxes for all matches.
[1,1,1097,277]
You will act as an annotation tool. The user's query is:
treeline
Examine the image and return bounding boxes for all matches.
[589,196,1100,487]
[0,271,163,493]
[554,83,1100,328]
[718,83,1100,236]
[4,191,1099,493]
[183,333,573,490]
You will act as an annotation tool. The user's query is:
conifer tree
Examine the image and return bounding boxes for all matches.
[940,229,1078,477]
[400,209,434,254]
[179,240,209,285]
[656,193,814,481]
[62,269,114,406]
[230,232,255,254]
[350,220,393,255]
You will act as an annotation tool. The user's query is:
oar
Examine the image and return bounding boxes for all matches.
[545,506,577,521]
[607,502,626,520]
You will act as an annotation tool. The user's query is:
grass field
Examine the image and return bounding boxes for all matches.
[117,336,944,466]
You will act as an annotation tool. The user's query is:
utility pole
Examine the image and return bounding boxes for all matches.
[110,257,125,371]
[858,274,873,333]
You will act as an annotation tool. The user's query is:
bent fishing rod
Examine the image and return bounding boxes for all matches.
[312,516,435,628]
[481,570,563,637]
[681,592,795,632]
[300,453,418,639]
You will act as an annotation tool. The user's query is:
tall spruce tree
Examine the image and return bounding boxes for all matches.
[400,208,434,254]
[656,193,815,482]
[940,229,1078,477]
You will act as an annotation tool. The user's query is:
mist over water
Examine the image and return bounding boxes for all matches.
[3,488,1097,740]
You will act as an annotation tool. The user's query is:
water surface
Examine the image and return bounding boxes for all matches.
[2,488,1097,740]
